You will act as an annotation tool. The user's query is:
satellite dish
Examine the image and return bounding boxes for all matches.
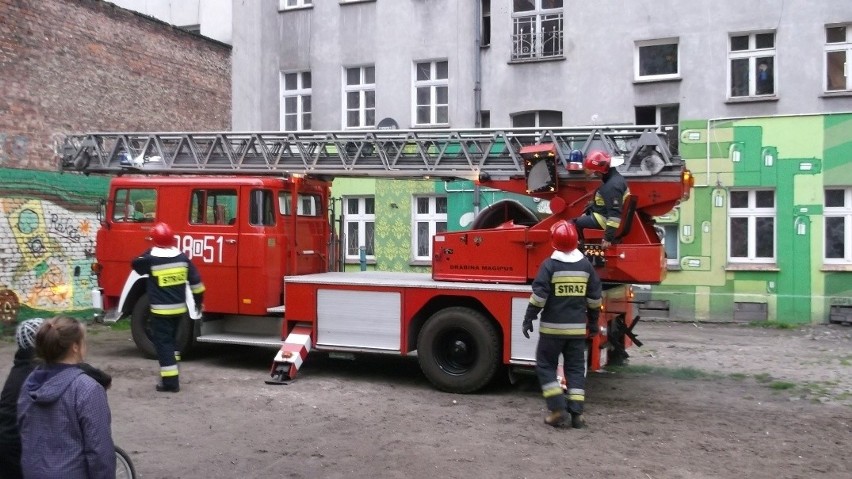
[377,118,399,130]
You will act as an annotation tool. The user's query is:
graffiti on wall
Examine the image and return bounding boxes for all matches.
[0,198,97,314]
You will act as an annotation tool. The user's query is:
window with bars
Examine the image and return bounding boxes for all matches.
[344,66,376,128]
[825,25,851,92]
[825,188,852,263]
[511,0,563,61]
[344,196,376,261]
[412,196,447,261]
[728,190,775,263]
[280,71,311,131]
[413,60,449,126]
[728,32,776,98]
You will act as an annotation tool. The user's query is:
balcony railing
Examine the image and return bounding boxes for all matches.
[511,13,563,61]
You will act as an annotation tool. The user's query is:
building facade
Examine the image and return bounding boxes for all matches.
[229,0,852,323]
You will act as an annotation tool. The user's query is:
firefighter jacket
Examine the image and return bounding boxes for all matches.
[589,168,630,241]
[525,249,602,336]
[132,246,205,316]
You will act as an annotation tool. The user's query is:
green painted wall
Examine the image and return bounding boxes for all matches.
[650,113,852,324]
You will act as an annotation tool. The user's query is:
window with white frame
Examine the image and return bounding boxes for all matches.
[343,66,375,129]
[635,39,679,81]
[511,0,563,61]
[279,0,312,9]
[280,71,311,131]
[729,32,776,98]
[412,196,447,261]
[825,25,851,92]
[344,197,375,261]
[728,190,775,262]
[824,188,852,263]
[413,60,449,126]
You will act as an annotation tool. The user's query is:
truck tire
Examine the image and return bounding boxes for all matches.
[417,307,500,394]
[130,294,193,359]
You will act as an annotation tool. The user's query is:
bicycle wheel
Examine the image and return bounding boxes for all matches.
[115,445,137,479]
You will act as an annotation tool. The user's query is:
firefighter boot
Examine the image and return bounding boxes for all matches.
[156,380,180,393]
[570,413,587,429]
[544,410,566,427]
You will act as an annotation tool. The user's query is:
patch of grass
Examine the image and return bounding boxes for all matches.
[745,321,799,329]
[109,319,132,332]
[729,372,748,381]
[605,364,719,380]
[753,373,774,383]
[839,356,852,367]
[768,381,796,390]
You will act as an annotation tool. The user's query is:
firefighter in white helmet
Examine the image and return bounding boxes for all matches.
[132,222,204,393]
[522,220,602,428]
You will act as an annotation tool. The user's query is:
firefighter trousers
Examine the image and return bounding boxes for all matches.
[151,312,181,388]
[573,214,603,241]
[535,335,587,415]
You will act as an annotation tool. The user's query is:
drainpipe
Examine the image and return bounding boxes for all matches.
[474,0,482,128]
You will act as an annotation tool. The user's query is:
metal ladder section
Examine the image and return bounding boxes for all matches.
[57,127,675,180]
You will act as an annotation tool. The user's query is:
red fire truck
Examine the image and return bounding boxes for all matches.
[59,127,692,393]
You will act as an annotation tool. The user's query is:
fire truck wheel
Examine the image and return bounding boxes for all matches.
[130,294,194,359]
[417,307,500,394]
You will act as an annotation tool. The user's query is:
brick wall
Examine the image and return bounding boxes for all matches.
[0,0,231,170]
[0,0,230,326]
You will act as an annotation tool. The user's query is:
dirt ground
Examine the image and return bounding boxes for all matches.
[1,320,850,479]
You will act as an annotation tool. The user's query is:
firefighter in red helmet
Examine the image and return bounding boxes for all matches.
[132,222,204,393]
[522,220,602,428]
[573,150,630,248]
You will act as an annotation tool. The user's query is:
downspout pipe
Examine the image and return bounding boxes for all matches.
[474,0,482,128]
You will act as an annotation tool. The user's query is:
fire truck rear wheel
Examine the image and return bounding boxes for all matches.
[417,307,500,394]
[130,294,194,359]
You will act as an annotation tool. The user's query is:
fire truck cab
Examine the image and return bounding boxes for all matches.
[97,176,331,356]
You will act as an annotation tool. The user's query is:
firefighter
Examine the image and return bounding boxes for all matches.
[572,150,630,248]
[522,220,602,428]
[132,222,204,393]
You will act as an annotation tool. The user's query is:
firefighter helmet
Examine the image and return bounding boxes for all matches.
[550,220,579,252]
[583,150,611,174]
[151,222,176,248]
[15,318,44,351]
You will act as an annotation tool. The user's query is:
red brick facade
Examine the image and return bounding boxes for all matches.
[0,0,231,170]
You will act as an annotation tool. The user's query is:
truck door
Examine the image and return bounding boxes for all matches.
[183,188,240,314]
[237,187,284,315]
[279,186,328,275]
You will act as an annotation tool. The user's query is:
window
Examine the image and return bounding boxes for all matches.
[728,32,776,98]
[661,224,679,267]
[280,0,312,9]
[635,39,679,80]
[511,110,562,127]
[190,189,238,225]
[825,25,851,92]
[825,188,852,263]
[112,188,157,223]
[413,60,449,126]
[412,196,448,261]
[344,66,376,128]
[481,0,491,47]
[511,0,563,61]
[728,190,775,262]
[280,71,311,131]
[278,192,322,217]
[344,197,375,261]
